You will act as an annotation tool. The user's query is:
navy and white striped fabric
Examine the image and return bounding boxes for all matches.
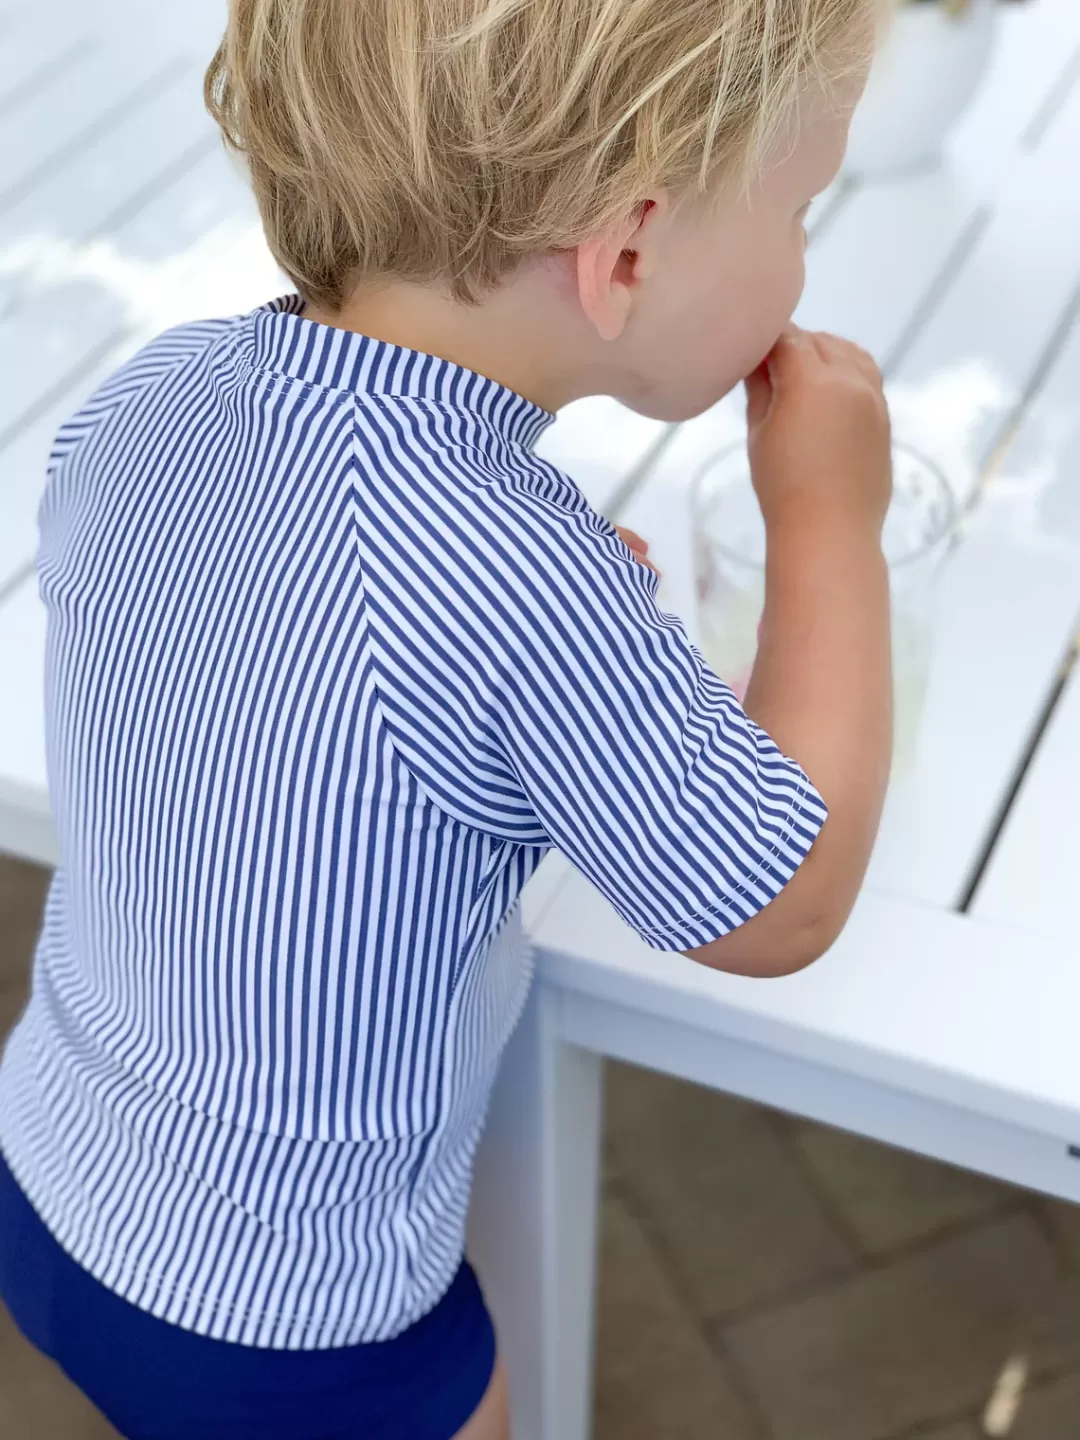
[0,296,827,1348]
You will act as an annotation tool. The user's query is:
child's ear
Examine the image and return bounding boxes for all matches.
[575,194,669,342]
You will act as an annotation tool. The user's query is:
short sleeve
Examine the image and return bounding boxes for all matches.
[351,436,827,951]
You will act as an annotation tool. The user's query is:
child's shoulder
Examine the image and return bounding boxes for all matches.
[354,399,621,573]
[101,312,247,398]
[351,417,653,647]
[47,313,250,477]
[496,451,625,560]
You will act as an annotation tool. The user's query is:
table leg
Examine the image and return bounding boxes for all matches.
[468,979,603,1440]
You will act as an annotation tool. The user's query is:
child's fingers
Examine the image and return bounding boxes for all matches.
[758,328,813,392]
[615,526,649,556]
[614,526,662,579]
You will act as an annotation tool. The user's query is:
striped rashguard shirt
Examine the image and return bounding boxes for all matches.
[0,296,827,1349]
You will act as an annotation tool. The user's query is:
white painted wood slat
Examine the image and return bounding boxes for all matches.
[863,525,1080,905]
[947,0,1080,184]
[972,660,1080,942]
[887,188,1080,509]
[984,297,1080,549]
[0,47,190,208]
[0,24,95,110]
[0,63,220,316]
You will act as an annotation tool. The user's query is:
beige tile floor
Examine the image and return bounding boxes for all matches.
[2,854,1079,1439]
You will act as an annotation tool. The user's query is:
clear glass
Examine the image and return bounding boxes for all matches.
[691,442,959,778]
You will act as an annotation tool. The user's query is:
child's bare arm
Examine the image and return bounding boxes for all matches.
[686,328,893,977]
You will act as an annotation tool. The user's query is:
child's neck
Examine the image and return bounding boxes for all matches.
[303,268,594,413]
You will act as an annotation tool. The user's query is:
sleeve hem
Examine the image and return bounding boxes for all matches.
[629,766,829,952]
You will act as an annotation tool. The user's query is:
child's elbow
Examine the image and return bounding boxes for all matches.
[681,905,846,979]
[747,911,842,977]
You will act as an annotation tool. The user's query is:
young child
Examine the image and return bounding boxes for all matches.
[0,0,893,1435]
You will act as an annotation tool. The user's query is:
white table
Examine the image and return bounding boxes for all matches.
[2,4,1080,1438]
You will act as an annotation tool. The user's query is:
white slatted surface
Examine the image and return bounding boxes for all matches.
[0,50,190,210]
[982,271,1080,548]
[958,229,1080,939]
[0,26,94,112]
[0,67,222,316]
[863,526,1080,905]
[885,177,1080,508]
[947,0,1080,181]
[0,574,50,863]
[972,660,1080,941]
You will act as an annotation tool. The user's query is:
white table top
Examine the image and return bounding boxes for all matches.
[2,0,1080,1137]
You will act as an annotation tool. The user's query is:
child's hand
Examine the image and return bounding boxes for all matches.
[685,327,893,977]
[744,326,892,540]
[615,525,661,578]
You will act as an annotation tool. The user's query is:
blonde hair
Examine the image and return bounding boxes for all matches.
[206,0,874,310]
